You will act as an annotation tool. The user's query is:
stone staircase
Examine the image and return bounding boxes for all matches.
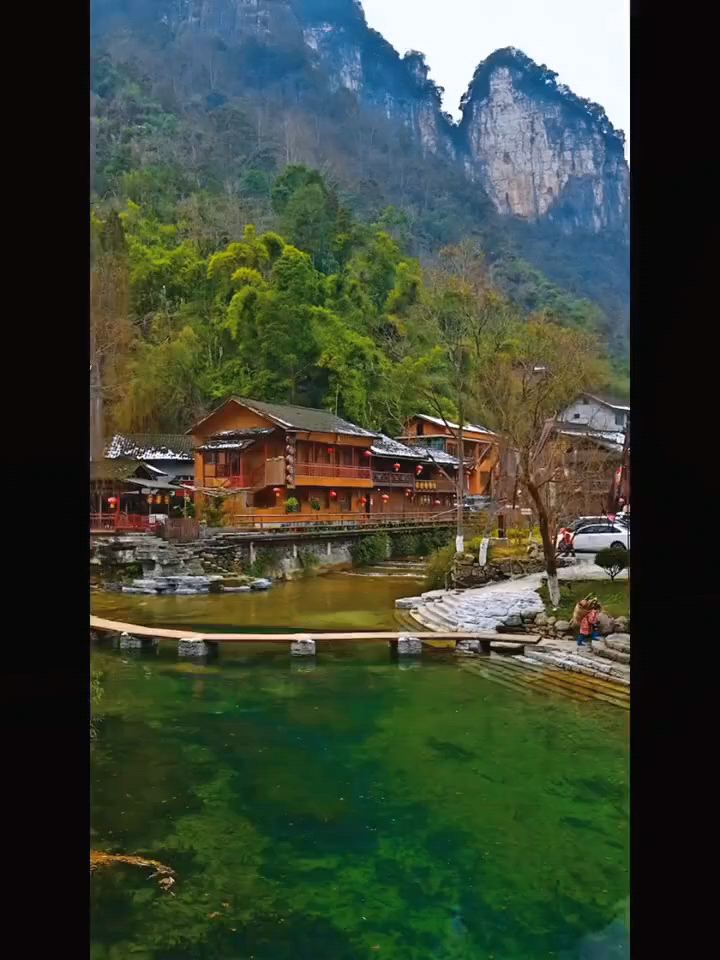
[592,633,631,665]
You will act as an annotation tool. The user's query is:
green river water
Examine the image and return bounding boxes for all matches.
[91,570,629,960]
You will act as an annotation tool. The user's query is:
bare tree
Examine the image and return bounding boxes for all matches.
[415,241,508,553]
[473,315,608,607]
[90,211,134,459]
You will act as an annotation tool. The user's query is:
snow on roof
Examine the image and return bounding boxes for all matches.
[578,393,630,412]
[106,433,194,461]
[197,428,274,452]
[414,414,495,435]
[370,434,422,459]
[558,428,625,451]
[409,444,461,467]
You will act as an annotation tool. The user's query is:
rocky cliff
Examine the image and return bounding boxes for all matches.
[458,49,628,237]
[92,3,627,238]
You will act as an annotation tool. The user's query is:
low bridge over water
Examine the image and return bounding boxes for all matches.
[90,615,539,657]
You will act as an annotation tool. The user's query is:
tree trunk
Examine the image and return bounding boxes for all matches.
[89,330,105,463]
[526,476,560,608]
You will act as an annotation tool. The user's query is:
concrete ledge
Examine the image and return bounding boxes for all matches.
[291,635,316,657]
[396,635,423,656]
[178,637,212,657]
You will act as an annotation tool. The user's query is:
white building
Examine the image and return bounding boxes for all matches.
[559,393,629,434]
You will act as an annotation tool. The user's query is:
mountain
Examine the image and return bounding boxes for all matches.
[90,0,629,353]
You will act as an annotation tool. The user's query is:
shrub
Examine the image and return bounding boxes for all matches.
[247,546,283,577]
[424,544,456,590]
[309,497,321,511]
[416,528,452,556]
[203,497,225,527]
[596,547,629,581]
[298,548,319,573]
[284,497,300,514]
[351,533,391,566]
[392,533,419,557]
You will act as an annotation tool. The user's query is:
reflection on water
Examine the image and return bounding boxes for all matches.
[91,640,629,960]
[92,569,423,632]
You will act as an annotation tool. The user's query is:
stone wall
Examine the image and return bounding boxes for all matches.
[90,532,355,583]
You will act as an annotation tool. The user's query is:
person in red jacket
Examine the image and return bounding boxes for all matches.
[572,597,595,647]
[558,527,575,557]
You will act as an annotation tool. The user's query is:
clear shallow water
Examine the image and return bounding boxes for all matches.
[91,639,628,960]
[91,569,424,632]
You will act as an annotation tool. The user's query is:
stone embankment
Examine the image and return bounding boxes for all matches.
[396,565,630,686]
[90,532,355,583]
[116,574,273,596]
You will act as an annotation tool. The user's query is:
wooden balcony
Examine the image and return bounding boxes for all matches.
[294,462,373,487]
[415,476,458,493]
[372,470,415,487]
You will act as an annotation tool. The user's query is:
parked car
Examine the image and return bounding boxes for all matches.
[571,522,629,553]
[556,514,628,548]
[459,495,494,513]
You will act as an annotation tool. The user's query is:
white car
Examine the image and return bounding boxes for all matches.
[571,522,629,553]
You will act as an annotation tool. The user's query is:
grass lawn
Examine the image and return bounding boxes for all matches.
[537,579,630,620]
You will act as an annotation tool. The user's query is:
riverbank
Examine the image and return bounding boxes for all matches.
[397,558,630,685]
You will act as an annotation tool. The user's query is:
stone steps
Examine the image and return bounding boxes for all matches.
[605,634,631,654]
[523,649,629,686]
[593,642,631,665]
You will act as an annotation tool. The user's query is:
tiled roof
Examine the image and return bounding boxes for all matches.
[413,414,495,435]
[190,398,378,438]
[557,426,625,452]
[408,444,461,467]
[198,428,273,451]
[578,393,630,412]
[370,434,423,459]
[105,433,194,461]
[91,458,151,482]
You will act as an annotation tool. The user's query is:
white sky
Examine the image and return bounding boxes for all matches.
[360,0,629,155]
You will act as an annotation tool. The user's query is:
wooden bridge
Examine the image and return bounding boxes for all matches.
[90,615,539,654]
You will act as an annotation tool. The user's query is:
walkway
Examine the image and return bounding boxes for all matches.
[90,615,539,647]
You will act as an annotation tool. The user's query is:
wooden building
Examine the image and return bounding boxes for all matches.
[189,397,380,521]
[397,414,499,497]
[91,434,195,529]
[188,398,470,522]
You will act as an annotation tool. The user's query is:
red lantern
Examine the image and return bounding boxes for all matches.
[330,490,337,498]
[272,487,281,496]
[381,493,389,502]
[327,446,334,455]
[359,496,367,505]
[405,488,412,497]
[434,498,441,505]
[393,462,400,472]
[108,496,117,509]
[415,464,423,475]
[363,450,372,458]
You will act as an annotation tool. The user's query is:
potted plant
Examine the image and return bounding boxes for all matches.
[284,497,300,514]
[310,497,321,512]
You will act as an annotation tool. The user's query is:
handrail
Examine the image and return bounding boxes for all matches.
[295,462,372,479]
[223,510,456,531]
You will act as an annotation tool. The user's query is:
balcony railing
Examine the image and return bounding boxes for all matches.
[295,462,372,480]
[372,470,415,486]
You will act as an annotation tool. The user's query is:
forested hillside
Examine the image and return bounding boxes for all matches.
[90,1,629,437]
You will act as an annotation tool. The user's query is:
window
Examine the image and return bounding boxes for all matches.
[615,412,625,426]
[425,437,446,451]
[416,422,425,436]
[573,413,581,419]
